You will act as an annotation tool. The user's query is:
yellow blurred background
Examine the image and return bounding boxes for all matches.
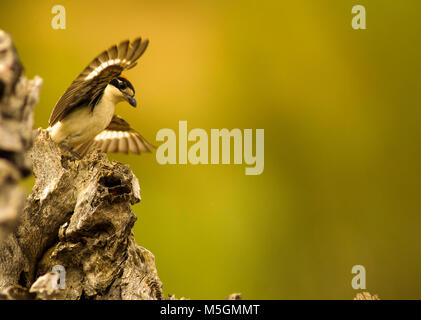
[1,0,421,299]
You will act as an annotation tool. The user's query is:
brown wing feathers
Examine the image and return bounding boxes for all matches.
[73,115,155,157]
[49,37,149,126]
[94,115,155,155]
[126,38,149,70]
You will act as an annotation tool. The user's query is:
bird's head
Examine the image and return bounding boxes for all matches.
[109,76,137,107]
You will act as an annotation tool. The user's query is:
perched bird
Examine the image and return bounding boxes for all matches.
[47,37,154,158]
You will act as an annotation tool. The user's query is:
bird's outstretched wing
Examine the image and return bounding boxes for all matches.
[49,38,149,126]
[73,115,155,156]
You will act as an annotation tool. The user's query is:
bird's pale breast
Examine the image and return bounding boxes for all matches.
[49,88,117,147]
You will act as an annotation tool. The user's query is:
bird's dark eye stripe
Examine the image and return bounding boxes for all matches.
[110,77,135,94]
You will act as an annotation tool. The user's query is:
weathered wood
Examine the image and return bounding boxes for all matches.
[0,29,42,292]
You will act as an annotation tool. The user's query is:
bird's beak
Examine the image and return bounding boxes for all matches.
[126,95,137,108]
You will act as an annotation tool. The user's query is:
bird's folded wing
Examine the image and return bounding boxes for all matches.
[73,115,155,156]
[49,37,149,126]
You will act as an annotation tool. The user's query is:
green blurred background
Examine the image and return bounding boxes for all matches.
[1,0,421,299]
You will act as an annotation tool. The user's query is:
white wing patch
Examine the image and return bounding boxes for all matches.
[94,130,130,141]
[85,58,131,81]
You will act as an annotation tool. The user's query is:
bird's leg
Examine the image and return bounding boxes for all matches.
[60,143,82,160]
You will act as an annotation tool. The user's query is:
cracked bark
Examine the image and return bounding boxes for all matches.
[0,30,163,300]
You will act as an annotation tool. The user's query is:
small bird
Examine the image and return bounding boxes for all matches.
[47,37,154,158]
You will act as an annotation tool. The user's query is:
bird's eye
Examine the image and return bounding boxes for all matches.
[119,81,127,90]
